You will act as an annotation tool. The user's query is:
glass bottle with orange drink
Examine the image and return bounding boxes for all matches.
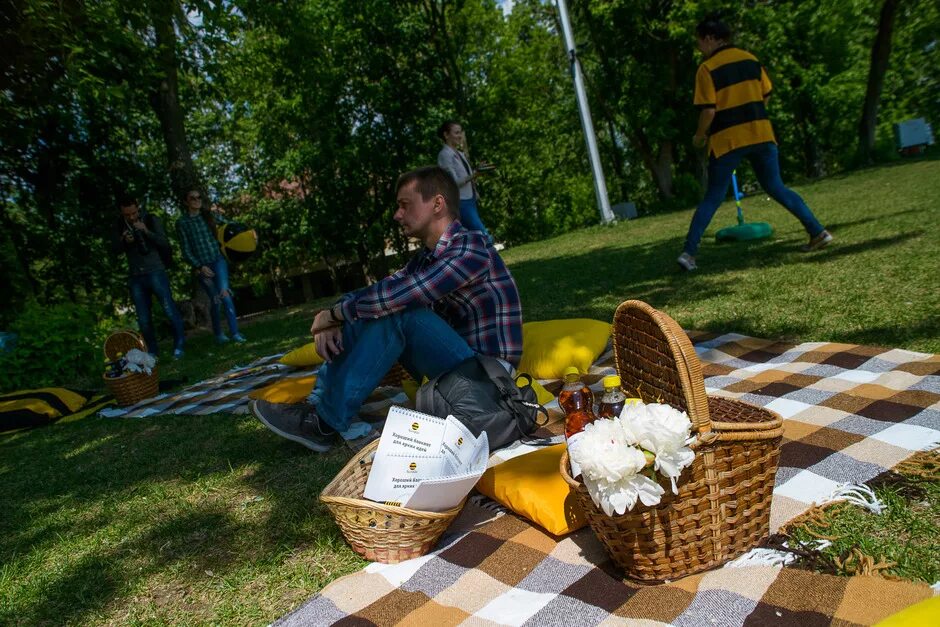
[598,375,626,418]
[560,366,596,477]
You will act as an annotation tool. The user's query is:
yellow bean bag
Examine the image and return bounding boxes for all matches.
[518,319,612,379]
[476,443,587,536]
[249,376,317,403]
[278,342,324,368]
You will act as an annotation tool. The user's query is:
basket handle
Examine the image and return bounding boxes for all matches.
[612,300,712,435]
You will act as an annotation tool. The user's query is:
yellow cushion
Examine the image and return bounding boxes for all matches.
[248,376,317,403]
[278,342,324,367]
[518,319,612,379]
[875,596,940,627]
[476,443,587,536]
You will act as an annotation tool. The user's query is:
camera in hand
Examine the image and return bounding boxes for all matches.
[126,225,150,255]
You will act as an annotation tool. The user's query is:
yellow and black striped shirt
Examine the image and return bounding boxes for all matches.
[694,46,775,158]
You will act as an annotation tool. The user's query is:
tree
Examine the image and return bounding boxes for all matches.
[858,0,902,164]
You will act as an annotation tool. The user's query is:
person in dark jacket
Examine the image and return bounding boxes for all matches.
[112,195,186,358]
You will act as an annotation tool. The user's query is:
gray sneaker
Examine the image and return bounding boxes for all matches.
[801,229,834,252]
[250,399,336,453]
[677,252,698,271]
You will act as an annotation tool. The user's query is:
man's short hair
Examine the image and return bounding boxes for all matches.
[117,194,138,209]
[696,12,732,41]
[396,166,459,219]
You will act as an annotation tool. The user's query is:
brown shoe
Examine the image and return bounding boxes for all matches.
[801,229,833,252]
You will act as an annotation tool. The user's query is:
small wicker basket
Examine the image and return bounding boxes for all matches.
[561,300,784,583]
[102,330,159,407]
[320,438,465,564]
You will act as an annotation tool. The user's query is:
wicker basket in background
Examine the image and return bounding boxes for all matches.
[561,300,783,583]
[102,330,159,407]
[320,438,464,564]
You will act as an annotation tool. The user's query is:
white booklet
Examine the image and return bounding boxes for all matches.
[363,406,489,512]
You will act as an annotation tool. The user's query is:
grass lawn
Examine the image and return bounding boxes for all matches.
[2,159,938,625]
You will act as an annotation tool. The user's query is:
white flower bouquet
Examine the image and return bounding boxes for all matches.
[568,401,695,516]
[124,348,157,375]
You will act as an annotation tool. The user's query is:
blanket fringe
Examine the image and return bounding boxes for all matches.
[724,539,832,569]
[821,483,886,515]
[894,448,940,481]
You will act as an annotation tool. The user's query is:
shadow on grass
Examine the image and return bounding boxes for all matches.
[511,223,936,346]
[0,412,357,625]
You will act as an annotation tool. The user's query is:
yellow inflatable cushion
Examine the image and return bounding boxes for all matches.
[248,375,317,403]
[278,342,324,368]
[476,443,587,536]
[875,596,940,627]
[518,319,611,379]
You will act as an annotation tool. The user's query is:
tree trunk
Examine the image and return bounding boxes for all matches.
[632,130,675,201]
[858,0,901,164]
[321,256,341,295]
[147,1,201,202]
[796,92,825,178]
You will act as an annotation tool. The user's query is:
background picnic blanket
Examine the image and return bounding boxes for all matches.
[276,332,940,626]
[98,354,408,419]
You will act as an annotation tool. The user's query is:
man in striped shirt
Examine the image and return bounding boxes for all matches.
[677,14,833,272]
[251,166,523,452]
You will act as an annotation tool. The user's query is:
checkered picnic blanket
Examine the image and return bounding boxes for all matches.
[98,355,408,419]
[276,332,939,626]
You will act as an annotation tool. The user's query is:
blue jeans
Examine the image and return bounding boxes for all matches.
[308,308,474,432]
[196,255,240,338]
[683,142,825,256]
[458,197,490,238]
[129,270,185,355]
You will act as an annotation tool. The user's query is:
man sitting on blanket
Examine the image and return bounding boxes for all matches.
[251,166,523,452]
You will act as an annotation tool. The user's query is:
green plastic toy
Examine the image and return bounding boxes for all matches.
[715,171,773,242]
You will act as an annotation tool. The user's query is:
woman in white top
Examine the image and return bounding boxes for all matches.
[437,121,489,237]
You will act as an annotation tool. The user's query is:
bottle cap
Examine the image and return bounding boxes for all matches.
[562,366,580,378]
[602,375,621,389]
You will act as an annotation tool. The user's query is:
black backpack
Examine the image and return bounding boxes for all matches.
[416,354,549,451]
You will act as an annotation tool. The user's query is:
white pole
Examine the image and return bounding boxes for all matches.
[555,0,614,224]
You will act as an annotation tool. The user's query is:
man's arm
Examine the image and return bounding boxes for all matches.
[693,108,716,148]
[111,223,129,255]
[142,215,170,250]
[341,235,489,322]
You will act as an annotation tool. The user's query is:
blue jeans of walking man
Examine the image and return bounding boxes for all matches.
[196,255,241,341]
[308,308,474,433]
[683,142,825,257]
[129,270,186,356]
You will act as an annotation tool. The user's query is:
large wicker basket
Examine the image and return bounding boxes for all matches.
[102,330,159,407]
[561,300,783,583]
[320,438,465,564]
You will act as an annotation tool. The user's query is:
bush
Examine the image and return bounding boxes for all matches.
[0,302,108,393]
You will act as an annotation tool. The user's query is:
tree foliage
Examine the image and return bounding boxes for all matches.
[1,0,937,327]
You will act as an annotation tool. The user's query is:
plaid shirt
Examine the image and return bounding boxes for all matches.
[176,213,221,268]
[340,222,523,366]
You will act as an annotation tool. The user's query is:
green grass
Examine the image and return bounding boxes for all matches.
[786,461,939,584]
[2,159,939,624]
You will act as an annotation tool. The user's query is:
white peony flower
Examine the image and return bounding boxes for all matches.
[572,418,646,482]
[620,402,695,494]
[569,418,665,514]
[125,348,157,374]
[582,472,665,516]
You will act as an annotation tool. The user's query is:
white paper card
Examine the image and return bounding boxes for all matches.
[362,406,489,512]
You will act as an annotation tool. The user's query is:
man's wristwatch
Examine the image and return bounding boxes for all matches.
[328,305,342,323]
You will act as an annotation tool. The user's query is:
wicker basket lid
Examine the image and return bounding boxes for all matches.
[611,300,711,434]
[103,330,145,361]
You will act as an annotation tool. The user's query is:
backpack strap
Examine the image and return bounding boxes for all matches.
[475,355,551,432]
